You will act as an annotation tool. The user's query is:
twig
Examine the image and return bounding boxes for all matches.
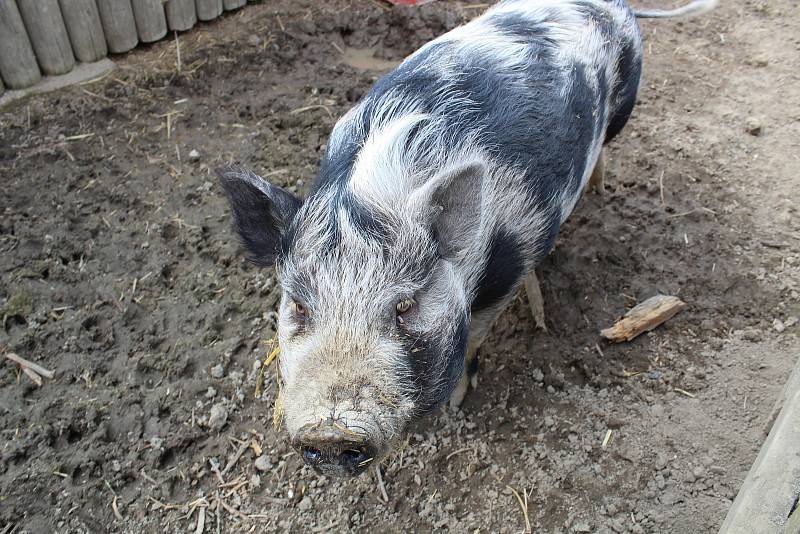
[220,440,252,477]
[508,485,532,534]
[659,170,665,206]
[175,31,182,75]
[445,447,473,461]
[374,464,389,503]
[4,353,55,379]
[214,495,247,520]
[194,506,205,534]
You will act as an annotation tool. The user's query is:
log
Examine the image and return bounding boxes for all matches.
[0,0,41,89]
[195,0,222,21]
[58,0,108,63]
[165,0,196,32]
[96,0,139,54]
[600,295,686,343]
[223,0,245,10]
[17,0,75,75]
[718,355,800,533]
[131,0,167,43]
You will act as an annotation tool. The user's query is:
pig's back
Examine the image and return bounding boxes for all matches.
[317,0,642,260]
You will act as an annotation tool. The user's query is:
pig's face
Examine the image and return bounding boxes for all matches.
[219,159,483,477]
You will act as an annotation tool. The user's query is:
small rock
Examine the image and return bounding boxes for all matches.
[297,496,313,511]
[531,368,545,382]
[188,149,201,160]
[210,364,225,379]
[745,117,763,136]
[785,316,798,328]
[112,460,122,472]
[249,474,261,488]
[205,387,217,398]
[773,319,785,333]
[572,520,592,533]
[208,403,228,431]
[709,465,726,475]
[742,328,763,342]
[247,35,262,47]
[254,455,272,472]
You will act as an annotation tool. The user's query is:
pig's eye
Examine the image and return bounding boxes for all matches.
[290,300,308,322]
[395,297,415,325]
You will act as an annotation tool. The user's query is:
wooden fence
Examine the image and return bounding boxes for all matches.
[0,0,252,95]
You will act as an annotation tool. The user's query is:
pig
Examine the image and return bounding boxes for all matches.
[219,0,717,477]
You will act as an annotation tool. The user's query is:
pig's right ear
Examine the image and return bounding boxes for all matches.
[218,166,302,266]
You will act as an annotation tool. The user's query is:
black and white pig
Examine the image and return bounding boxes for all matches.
[219,0,716,477]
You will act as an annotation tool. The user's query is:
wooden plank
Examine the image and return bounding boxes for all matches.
[58,0,108,63]
[600,295,686,343]
[195,0,222,21]
[718,355,800,533]
[17,0,75,76]
[0,0,42,89]
[96,0,139,54]
[131,0,167,43]
[165,0,196,32]
[223,0,245,10]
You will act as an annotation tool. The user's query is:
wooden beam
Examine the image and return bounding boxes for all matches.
[0,0,42,89]
[96,0,139,54]
[718,355,800,533]
[58,0,108,62]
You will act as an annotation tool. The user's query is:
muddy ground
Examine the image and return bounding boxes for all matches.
[1,0,799,532]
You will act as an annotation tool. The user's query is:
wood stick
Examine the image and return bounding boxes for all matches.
[4,352,55,379]
[600,295,686,343]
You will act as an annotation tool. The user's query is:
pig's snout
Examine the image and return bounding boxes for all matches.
[293,421,376,477]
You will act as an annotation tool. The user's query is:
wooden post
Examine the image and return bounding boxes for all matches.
[718,355,800,533]
[58,0,108,63]
[17,0,75,76]
[165,0,196,32]
[0,0,42,89]
[96,0,139,54]
[223,0,245,10]
[195,0,222,21]
[131,0,167,43]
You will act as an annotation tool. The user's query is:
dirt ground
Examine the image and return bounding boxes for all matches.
[1,0,799,532]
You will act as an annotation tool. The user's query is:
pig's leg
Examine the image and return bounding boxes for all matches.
[524,269,547,331]
[586,148,606,195]
[450,298,512,409]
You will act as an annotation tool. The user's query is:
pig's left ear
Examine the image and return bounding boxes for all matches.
[218,165,302,266]
[410,160,485,260]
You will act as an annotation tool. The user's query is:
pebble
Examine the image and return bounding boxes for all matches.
[297,496,313,511]
[773,319,785,333]
[205,387,217,398]
[208,403,228,431]
[572,520,592,532]
[741,328,763,342]
[211,364,225,379]
[254,455,272,472]
[745,117,763,136]
[188,149,201,160]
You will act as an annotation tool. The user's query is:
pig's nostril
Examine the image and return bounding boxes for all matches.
[302,446,322,465]
[340,449,370,469]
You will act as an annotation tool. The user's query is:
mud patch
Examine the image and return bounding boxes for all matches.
[1,0,799,533]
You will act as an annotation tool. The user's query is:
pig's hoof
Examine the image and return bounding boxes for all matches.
[449,373,470,409]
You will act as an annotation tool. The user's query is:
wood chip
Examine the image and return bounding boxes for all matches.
[4,352,55,379]
[600,295,687,343]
